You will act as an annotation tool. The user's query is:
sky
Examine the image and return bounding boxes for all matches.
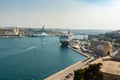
[0,0,120,29]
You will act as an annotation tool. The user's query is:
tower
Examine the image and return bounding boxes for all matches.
[103,42,112,56]
[13,27,19,35]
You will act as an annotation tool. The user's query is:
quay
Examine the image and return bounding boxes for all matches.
[45,46,95,80]
[68,46,90,58]
[0,34,19,37]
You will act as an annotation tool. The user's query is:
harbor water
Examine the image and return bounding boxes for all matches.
[0,36,86,80]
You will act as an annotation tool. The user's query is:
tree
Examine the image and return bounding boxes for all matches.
[74,63,103,80]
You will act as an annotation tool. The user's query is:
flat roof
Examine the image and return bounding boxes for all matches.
[101,60,120,76]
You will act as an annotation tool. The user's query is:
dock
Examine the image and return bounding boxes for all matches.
[68,46,90,58]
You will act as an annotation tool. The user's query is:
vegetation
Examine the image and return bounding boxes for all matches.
[74,63,103,80]
[104,32,120,43]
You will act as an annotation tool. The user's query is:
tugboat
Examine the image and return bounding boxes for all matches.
[59,30,73,46]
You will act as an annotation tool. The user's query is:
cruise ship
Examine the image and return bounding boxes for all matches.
[30,26,48,37]
[59,30,73,46]
[30,32,48,37]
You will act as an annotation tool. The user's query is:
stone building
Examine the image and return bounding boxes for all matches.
[103,42,112,56]
[91,56,120,80]
[13,27,19,35]
[90,40,112,57]
[88,35,99,41]
[112,49,120,61]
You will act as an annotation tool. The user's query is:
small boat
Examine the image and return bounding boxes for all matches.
[41,42,44,46]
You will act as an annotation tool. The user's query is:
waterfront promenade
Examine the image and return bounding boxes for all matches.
[45,46,95,80]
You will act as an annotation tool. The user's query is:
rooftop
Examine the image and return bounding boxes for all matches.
[101,60,120,76]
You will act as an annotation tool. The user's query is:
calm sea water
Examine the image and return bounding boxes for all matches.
[0,36,86,80]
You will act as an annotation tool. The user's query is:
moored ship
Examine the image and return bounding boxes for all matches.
[59,30,73,46]
[30,26,48,37]
[30,32,48,37]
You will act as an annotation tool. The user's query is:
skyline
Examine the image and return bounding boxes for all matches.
[0,0,120,30]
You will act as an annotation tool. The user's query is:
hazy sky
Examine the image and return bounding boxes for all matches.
[0,0,120,29]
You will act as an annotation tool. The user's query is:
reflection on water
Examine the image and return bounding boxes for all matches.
[60,45,68,48]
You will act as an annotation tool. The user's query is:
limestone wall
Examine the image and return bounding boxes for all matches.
[103,72,120,80]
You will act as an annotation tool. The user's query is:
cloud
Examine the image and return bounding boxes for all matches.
[0,0,120,29]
